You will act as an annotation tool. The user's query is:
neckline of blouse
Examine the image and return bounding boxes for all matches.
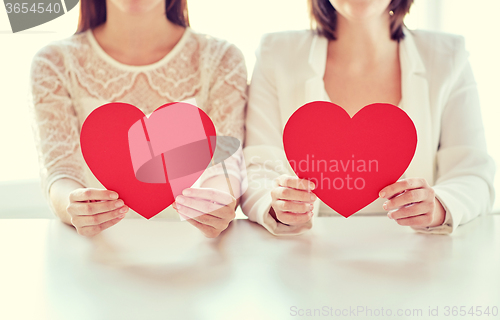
[86,27,192,72]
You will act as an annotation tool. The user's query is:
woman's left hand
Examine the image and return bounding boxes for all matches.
[173,188,236,238]
[379,178,446,228]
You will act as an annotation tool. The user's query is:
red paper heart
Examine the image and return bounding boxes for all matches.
[283,102,417,218]
[80,102,216,219]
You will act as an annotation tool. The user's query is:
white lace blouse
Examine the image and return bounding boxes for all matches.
[30,27,248,219]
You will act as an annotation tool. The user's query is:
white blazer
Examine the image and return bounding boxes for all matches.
[241,28,496,236]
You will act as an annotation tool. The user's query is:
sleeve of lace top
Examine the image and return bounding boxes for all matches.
[29,44,88,208]
[199,43,248,191]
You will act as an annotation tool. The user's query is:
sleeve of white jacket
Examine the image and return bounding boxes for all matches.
[414,37,496,234]
[241,35,316,236]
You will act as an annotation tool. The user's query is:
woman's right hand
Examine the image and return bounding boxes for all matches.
[66,188,129,237]
[270,175,317,226]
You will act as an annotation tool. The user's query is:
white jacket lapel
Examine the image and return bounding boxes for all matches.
[305,34,328,102]
[400,28,435,184]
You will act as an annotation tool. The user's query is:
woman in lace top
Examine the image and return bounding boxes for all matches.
[30,0,248,237]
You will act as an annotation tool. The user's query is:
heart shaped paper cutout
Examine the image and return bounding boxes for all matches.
[80,102,216,219]
[283,102,417,218]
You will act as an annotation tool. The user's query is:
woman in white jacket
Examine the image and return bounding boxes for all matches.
[242,0,495,235]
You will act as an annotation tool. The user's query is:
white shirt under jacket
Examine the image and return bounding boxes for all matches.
[241,27,496,236]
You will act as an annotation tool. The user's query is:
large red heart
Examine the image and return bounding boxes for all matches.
[80,102,216,219]
[283,102,417,218]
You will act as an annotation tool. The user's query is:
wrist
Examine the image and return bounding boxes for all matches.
[428,197,446,227]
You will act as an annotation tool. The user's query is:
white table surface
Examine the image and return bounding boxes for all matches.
[1,215,499,320]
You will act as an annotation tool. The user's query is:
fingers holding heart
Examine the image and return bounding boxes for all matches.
[271,208,313,225]
[67,188,128,237]
[274,199,313,214]
[175,201,227,228]
[275,175,316,192]
[274,186,317,203]
[379,178,429,200]
[390,211,434,227]
[174,202,231,238]
[177,212,224,238]
[270,175,316,226]
[380,178,436,227]
[176,195,224,216]
[173,188,236,238]
[181,188,234,206]
[383,189,432,213]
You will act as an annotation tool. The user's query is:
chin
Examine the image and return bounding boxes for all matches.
[109,0,164,14]
[330,0,391,21]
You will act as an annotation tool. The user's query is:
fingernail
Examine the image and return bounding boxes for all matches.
[183,189,191,196]
[176,196,185,204]
[383,201,388,210]
[310,183,316,190]
[387,212,393,219]
[310,194,316,201]
[308,211,314,218]
[118,213,126,219]
[115,200,124,208]
[110,192,118,199]
[308,204,314,210]
[120,206,128,213]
